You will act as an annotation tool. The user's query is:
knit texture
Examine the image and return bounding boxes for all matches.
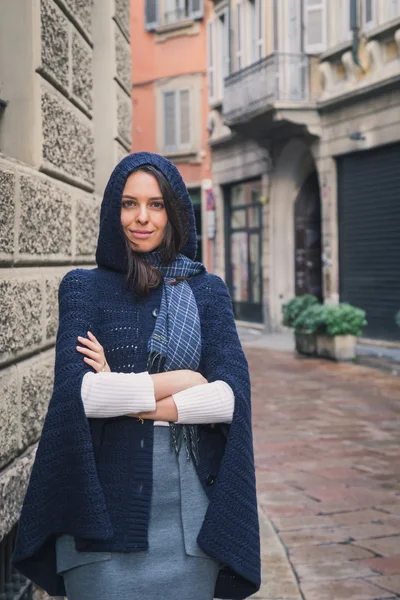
[81,371,156,418]
[81,372,234,424]
[12,152,260,599]
[172,381,234,425]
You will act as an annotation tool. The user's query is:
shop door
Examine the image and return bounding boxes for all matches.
[226,181,263,323]
[337,144,400,341]
[294,171,323,300]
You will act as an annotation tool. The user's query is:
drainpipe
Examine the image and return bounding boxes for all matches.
[350,0,363,70]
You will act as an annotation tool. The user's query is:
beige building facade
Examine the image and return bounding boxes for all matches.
[0,0,131,596]
[208,0,400,342]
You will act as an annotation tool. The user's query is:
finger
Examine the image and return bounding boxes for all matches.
[83,357,102,372]
[87,331,101,344]
[76,346,102,360]
[77,336,101,351]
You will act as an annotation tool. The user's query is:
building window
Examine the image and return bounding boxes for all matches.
[162,89,192,153]
[362,0,376,30]
[338,0,352,43]
[235,1,245,70]
[207,8,229,104]
[304,0,327,54]
[388,0,400,19]
[145,0,204,30]
[249,0,265,62]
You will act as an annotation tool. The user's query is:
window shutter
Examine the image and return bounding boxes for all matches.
[179,90,191,147]
[236,1,245,70]
[190,0,204,20]
[255,0,265,60]
[304,0,326,54]
[145,0,159,30]
[163,91,177,151]
[389,0,400,18]
[207,19,216,103]
[222,8,230,78]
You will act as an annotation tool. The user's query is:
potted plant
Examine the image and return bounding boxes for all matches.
[281,295,319,355]
[315,303,367,361]
[292,303,326,355]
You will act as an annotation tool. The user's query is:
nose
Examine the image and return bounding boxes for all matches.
[136,204,149,225]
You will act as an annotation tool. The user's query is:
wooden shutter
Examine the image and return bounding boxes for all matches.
[190,0,204,19]
[145,0,159,30]
[179,89,191,147]
[163,91,177,152]
[207,19,217,103]
[304,0,326,54]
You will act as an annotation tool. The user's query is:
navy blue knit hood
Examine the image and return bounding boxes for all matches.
[96,152,198,273]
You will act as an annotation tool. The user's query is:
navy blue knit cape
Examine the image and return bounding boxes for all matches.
[12,153,261,599]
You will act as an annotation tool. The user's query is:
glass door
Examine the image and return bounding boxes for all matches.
[226,181,263,323]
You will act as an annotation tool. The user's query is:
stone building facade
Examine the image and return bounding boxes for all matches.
[207,0,400,342]
[0,0,132,596]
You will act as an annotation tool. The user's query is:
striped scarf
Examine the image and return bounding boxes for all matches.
[144,251,206,464]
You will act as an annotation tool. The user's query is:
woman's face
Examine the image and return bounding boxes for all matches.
[121,170,168,253]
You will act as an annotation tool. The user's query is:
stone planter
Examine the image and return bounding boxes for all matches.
[316,334,357,361]
[295,333,317,356]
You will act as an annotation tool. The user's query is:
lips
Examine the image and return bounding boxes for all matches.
[129,230,153,239]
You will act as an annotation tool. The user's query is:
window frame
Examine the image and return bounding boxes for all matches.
[303,0,327,54]
[339,0,352,43]
[235,0,245,71]
[162,87,193,154]
[361,0,376,31]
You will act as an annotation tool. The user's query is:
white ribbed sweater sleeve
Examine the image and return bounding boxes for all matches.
[81,371,156,418]
[172,381,234,424]
[80,372,234,424]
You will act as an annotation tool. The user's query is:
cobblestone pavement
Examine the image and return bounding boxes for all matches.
[247,348,400,600]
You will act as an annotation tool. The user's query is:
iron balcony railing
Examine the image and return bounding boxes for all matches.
[223,53,310,122]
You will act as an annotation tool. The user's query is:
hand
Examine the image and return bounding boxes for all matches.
[76,331,111,373]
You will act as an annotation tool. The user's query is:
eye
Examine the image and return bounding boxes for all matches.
[151,201,165,209]
[122,200,135,208]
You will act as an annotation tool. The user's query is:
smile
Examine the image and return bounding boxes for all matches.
[129,231,154,239]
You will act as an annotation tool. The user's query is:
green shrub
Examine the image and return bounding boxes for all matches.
[396,310,400,328]
[294,302,367,337]
[281,295,319,329]
[322,303,367,337]
[293,304,326,335]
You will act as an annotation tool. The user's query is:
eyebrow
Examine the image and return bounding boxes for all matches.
[121,194,164,201]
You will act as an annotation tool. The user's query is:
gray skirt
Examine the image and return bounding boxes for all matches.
[56,426,220,600]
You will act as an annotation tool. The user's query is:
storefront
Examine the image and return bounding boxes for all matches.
[224,179,263,323]
[337,143,400,341]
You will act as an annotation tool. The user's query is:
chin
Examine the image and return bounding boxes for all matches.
[128,239,161,254]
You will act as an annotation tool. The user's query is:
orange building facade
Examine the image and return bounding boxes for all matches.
[130,0,215,270]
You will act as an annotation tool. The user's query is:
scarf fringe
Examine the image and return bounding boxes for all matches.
[147,352,199,465]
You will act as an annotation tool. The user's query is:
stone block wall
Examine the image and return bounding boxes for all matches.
[0,3,132,597]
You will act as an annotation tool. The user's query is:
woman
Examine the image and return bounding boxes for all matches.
[12,152,260,600]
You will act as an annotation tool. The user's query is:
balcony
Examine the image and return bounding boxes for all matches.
[223,53,320,142]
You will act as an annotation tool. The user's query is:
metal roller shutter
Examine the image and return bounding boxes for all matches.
[337,143,400,341]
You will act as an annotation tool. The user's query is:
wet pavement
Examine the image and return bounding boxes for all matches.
[247,347,400,600]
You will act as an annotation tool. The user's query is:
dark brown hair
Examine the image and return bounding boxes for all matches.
[123,165,188,297]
